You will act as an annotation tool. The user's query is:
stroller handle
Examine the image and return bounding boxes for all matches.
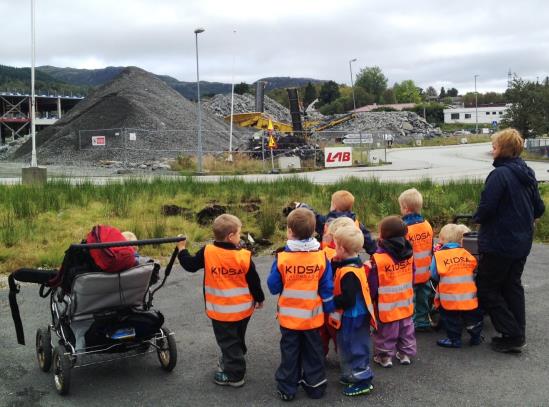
[70,236,186,250]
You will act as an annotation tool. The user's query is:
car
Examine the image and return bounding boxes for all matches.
[454,129,472,136]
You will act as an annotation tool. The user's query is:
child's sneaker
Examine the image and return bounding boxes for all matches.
[373,355,393,368]
[395,352,411,365]
[214,371,245,388]
[343,382,374,397]
[277,390,295,402]
[437,338,462,348]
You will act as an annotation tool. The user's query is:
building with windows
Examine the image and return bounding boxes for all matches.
[443,104,509,125]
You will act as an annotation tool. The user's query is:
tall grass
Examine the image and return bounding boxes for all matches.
[0,178,547,274]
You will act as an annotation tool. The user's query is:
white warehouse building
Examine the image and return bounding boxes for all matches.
[443,104,510,125]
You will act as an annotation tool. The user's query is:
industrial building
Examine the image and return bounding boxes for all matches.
[443,104,509,125]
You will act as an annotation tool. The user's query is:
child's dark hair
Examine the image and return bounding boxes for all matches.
[287,208,316,240]
[379,215,408,239]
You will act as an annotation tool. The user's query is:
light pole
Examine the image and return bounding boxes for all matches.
[194,27,205,173]
[349,58,357,111]
[30,0,37,167]
[228,29,236,162]
[474,74,479,134]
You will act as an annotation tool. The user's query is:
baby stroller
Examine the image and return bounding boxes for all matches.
[8,235,184,395]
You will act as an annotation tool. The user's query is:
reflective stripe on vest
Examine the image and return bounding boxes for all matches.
[407,221,433,284]
[434,247,478,311]
[277,250,327,330]
[373,252,414,323]
[330,265,377,330]
[203,244,254,322]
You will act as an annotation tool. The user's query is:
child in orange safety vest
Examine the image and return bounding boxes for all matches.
[319,216,356,358]
[368,216,417,368]
[398,188,434,332]
[177,214,265,387]
[329,225,377,397]
[267,208,335,402]
[431,224,483,348]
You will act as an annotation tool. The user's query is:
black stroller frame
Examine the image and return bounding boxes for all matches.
[29,236,185,395]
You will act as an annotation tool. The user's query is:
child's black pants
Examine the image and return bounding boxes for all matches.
[211,317,250,381]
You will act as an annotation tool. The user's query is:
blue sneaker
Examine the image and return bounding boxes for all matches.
[343,382,373,397]
[214,371,245,388]
[437,337,462,348]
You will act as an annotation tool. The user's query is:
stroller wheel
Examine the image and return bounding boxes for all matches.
[157,327,177,372]
[36,327,53,372]
[53,345,72,395]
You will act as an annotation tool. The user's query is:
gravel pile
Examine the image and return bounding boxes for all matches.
[11,67,249,165]
[325,111,442,140]
[203,93,292,123]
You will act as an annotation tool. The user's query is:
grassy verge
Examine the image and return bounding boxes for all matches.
[0,178,547,274]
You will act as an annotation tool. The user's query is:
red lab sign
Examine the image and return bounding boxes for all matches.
[324,147,353,168]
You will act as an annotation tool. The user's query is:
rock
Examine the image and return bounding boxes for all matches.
[138,164,147,169]
[402,122,414,131]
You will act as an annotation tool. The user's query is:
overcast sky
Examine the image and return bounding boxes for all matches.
[2,0,548,93]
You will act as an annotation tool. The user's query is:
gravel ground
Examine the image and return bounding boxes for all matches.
[1,245,548,406]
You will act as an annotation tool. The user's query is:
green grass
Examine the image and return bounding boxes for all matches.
[0,178,547,274]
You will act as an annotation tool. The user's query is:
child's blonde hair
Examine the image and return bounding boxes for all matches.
[327,216,355,236]
[122,231,138,251]
[122,231,137,242]
[331,190,355,212]
[334,226,364,255]
[439,223,470,244]
[287,208,316,240]
[213,214,242,241]
[398,188,423,213]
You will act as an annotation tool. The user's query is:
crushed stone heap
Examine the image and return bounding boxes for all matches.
[326,111,442,140]
[13,67,247,165]
[203,93,292,123]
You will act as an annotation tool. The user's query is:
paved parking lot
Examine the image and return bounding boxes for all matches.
[1,244,549,406]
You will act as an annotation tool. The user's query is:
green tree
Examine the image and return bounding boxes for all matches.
[447,87,459,97]
[425,86,438,98]
[502,77,549,137]
[355,66,388,103]
[317,80,340,106]
[393,80,422,103]
[381,88,397,104]
[439,87,446,98]
[303,82,317,107]
[234,82,250,95]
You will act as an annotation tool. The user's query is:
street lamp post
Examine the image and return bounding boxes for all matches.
[228,29,236,162]
[194,27,205,173]
[349,58,357,111]
[30,0,37,167]
[474,74,479,134]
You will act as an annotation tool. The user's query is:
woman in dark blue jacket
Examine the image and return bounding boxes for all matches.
[473,128,545,353]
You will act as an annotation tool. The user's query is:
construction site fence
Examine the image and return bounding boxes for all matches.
[75,128,397,173]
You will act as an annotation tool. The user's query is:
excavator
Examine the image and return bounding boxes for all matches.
[223,84,354,137]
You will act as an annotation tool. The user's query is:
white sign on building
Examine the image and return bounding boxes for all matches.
[324,147,353,168]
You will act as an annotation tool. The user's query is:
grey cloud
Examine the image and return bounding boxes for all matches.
[2,0,548,92]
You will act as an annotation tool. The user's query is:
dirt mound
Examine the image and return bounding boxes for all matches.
[326,111,442,140]
[13,67,248,165]
[203,93,291,123]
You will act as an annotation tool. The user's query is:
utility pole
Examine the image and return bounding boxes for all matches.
[194,27,205,173]
[349,58,357,111]
[474,74,479,134]
[30,0,37,167]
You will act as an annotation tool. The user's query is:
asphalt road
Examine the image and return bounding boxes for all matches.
[1,244,549,406]
[2,143,548,184]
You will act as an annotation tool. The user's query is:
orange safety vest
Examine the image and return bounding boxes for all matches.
[434,247,478,311]
[329,265,377,330]
[406,220,433,284]
[276,251,327,330]
[203,244,254,322]
[373,252,414,323]
[321,242,337,261]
